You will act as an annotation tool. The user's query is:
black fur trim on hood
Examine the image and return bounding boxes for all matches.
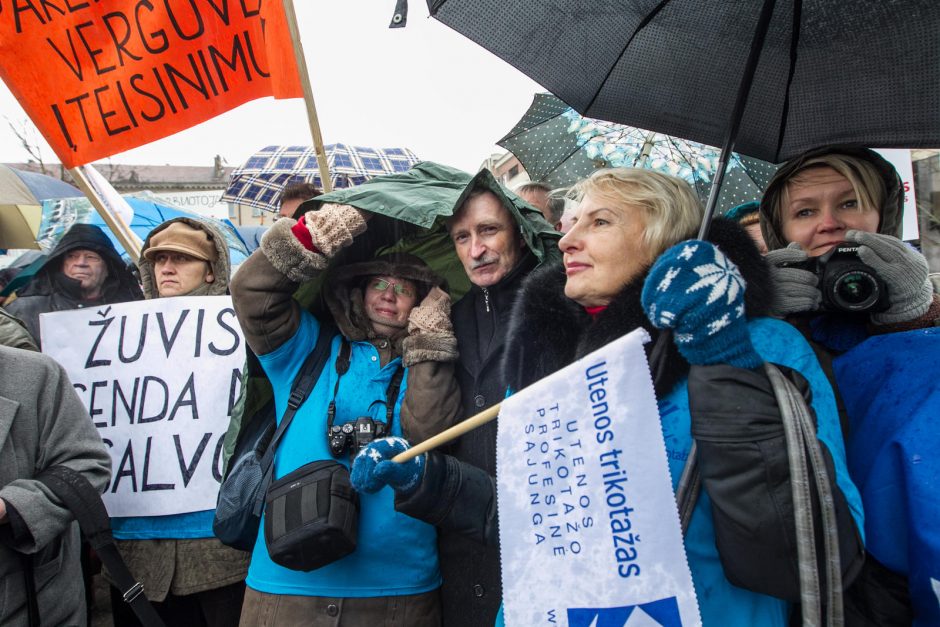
[324,252,446,347]
[502,218,772,399]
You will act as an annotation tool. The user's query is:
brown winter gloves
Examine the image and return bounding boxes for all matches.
[402,286,458,367]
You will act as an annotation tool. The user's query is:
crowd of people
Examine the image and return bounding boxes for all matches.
[0,144,936,627]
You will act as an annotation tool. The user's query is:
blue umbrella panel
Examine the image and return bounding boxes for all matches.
[222,143,421,213]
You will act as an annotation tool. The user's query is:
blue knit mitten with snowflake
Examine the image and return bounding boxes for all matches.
[351,437,425,495]
[641,240,762,369]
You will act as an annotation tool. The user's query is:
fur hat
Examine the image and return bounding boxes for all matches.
[144,221,218,262]
[324,252,446,344]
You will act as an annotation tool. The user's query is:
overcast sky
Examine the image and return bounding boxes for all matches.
[0,2,545,174]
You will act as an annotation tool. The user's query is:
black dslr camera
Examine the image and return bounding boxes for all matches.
[328,416,390,458]
[781,243,889,314]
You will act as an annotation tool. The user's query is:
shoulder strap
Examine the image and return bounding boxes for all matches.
[325,339,353,431]
[253,324,336,513]
[35,466,166,627]
[383,366,405,427]
[21,553,39,627]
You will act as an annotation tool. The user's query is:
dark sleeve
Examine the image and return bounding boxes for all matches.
[0,503,33,547]
[394,451,498,546]
[842,555,913,627]
[687,363,864,601]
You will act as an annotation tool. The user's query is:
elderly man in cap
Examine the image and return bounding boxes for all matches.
[101,217,248,627]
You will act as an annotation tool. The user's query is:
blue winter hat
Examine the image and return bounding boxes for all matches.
[724,200,761,226]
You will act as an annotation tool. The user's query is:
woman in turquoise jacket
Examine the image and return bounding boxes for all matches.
[230,203,461,625]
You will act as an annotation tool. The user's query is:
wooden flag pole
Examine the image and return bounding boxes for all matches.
[281,0,333,193]
[392,403,501,463]
[68,167,142,260]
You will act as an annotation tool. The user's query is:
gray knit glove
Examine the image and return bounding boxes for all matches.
[303,203,368,258]
[765,243,821,316]
[845,230,933,324]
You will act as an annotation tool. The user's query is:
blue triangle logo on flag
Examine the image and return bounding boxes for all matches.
[568,597,683,627]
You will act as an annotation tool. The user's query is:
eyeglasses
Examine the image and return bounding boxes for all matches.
[368,278,416,298]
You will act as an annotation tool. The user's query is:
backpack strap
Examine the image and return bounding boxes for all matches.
[35,465,166,627]
[253,324,337,517]
[21,553,39,627]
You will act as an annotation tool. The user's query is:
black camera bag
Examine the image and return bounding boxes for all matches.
[213,326,335,551]
[264,459,359,571]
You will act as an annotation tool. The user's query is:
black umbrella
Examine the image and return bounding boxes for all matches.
[430,0,939,162]
[498,92,725,189]
[428,0,940,234]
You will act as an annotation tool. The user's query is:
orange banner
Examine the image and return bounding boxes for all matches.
[0,0,303,167]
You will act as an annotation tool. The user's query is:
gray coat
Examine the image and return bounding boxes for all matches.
[0,345,111,626]
[0,309,37,351]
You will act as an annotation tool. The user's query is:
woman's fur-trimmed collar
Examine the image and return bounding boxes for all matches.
[502,218,773,397]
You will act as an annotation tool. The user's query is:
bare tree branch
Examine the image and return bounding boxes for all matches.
[4,116,51,176]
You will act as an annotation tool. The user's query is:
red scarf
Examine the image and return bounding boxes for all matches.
[584,305,608,320]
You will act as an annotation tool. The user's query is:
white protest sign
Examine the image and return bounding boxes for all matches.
[41,296,245,518]
[872,148,918,241]
[497,329,700,627]
[153,191,230,220]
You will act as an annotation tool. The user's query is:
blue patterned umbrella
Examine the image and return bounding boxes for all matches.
[222,143,421,213]
[498,94,778,213]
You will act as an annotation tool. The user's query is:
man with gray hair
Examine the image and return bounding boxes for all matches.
[398,177,558,627]
[514,181,564,230]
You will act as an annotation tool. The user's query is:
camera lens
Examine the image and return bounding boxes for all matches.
[832,271,879,310]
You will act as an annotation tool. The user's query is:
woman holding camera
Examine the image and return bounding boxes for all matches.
[760,146,939,338]
[354,168,865,626]
[760,146,940,626]
[230,203,460,626]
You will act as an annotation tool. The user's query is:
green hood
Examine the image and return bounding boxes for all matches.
[306,161,560,280]
[222,162,560,473]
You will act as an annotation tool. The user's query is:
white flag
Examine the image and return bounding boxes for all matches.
[81,163,139,241]
[497,328,701,626]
